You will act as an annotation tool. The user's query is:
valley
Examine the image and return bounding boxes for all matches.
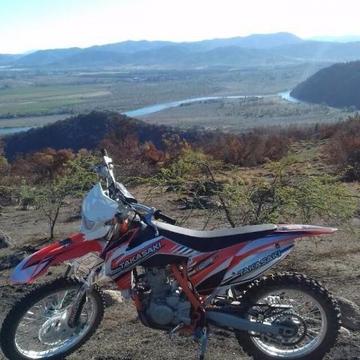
[0,62,335,134]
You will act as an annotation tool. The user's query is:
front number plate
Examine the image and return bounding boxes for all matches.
[75,253,103,274]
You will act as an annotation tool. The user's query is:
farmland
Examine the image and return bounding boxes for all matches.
[0,63,326,127]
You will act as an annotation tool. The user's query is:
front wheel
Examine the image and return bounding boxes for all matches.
[235,273,341,360]
[0,278,105,360]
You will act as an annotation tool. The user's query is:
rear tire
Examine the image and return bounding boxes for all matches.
[235,273,341,360]
[0,277,105,360]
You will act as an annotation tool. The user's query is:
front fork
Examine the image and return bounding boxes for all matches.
[65,265,98,328]
[67,284,88,328]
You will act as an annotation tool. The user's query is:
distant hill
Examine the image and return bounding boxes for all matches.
[0,33,303,69]
[11,33,299,68]
[272,41,360,62]
[187,32,303,51]
[310,35,360,43]
[88,40,174,53]
[2,110,291,167]
[290,61,360,109]
[3,112,175,160]
[4,32,360,69]
[15,48,82,66]
[2,111,222,161]
[0,54,22,65]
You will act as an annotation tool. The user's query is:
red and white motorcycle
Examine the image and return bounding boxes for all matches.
[0,150,341,360]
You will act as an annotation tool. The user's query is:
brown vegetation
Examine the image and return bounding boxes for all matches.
[323,116,360,180]
[2,112,360,183]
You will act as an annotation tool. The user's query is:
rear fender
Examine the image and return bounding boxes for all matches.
[276,224,338,236]
[11,233,104,284]
[221,224,337,286]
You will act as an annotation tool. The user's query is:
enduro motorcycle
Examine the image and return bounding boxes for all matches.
[0,150,341,360]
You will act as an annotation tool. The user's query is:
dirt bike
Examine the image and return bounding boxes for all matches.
[0,150,341,360]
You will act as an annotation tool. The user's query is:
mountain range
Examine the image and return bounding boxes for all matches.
[3,32,360,68]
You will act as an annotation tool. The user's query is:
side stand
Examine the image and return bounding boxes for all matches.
[196,326,208,360]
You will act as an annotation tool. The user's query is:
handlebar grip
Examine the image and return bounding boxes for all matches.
[101,148,108,156]
[154,210,176,225]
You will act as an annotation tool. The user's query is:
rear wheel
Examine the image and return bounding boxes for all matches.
[0,278,104,360]
[235,273,341,360]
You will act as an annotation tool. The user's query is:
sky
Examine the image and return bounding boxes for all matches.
[1,0,360,54]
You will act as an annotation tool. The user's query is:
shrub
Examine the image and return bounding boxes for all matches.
[223,156,356,225]
[325,115,360,180]
[18,152,97,239]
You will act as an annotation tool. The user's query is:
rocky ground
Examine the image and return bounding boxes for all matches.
[0,186,360,360]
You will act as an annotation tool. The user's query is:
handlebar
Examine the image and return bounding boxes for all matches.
[154,210,177,225]
[97,149,177,226]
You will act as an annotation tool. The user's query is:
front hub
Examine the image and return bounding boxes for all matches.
[38,310,76,345]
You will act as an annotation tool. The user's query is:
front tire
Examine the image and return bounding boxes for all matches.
[235,273,341,360]
[0,278,105,360]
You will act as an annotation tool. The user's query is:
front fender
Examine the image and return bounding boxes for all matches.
[11,233,103,284]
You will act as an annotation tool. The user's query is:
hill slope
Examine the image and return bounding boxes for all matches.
[290,61,360,109]
[3,112,175,160]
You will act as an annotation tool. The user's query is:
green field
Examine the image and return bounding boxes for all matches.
[0,84,111,117]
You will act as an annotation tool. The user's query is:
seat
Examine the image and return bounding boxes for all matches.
[154,221,277,252]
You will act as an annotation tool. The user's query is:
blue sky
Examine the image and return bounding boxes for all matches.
[1,0,359,53]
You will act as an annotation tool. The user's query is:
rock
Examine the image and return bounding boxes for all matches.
[0,230,13,249]
[350,217,360,227]
[165,185,178,192]
[0,251,25,271]
[65,214,81,222]
[175,196,221,210]
[103,290,124,307]
[337,296,360,331]
[190,180,223,196]
[339,327,352,336]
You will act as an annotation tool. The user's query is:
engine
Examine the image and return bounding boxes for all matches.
[138,267,191,328]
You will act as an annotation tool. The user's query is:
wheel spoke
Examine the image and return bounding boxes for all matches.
[12,282,99,359]
[246,287,328,358]
[305,332,316,341]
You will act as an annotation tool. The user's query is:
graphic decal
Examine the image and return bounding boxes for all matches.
[111,241,162,271]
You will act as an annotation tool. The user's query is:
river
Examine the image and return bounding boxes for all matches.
[0,91,298,136]
[123,94,263,118]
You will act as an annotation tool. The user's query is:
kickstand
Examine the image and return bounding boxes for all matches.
[197,327,208,360]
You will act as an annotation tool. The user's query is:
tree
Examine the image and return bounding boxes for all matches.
[11,148,75,184]
[20,153,97,239]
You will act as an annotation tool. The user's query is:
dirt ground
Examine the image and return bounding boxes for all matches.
[0,187,360,360]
